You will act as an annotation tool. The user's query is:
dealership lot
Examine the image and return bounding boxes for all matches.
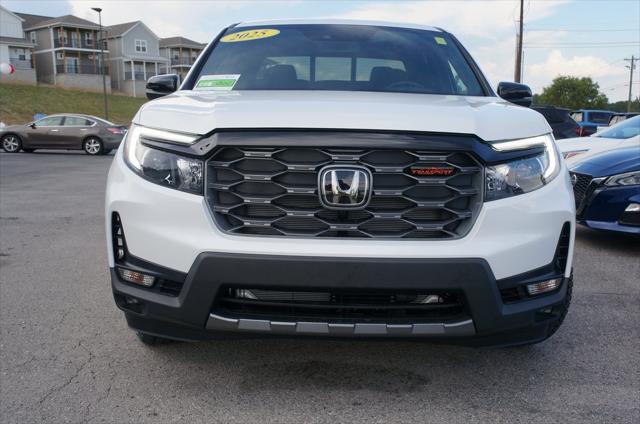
[0,151,638,424]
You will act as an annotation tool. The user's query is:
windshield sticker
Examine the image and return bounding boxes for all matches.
[194,74,240,91]
[434,36,448,46]
[221,29,280,43]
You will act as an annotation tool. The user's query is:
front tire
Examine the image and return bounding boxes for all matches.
[2,134,22,153]
[83,137,104,155]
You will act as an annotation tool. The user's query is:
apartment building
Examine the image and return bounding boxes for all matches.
[18,12,110,92]
[0,5,36,85]
[106,21,169,97]
[159,36,206,81]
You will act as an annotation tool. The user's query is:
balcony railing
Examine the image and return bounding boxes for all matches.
[171,58,196,66]
[9,58,33,69]
[56,64,107,75]
[54,39,100,49]
[124,71,147,81]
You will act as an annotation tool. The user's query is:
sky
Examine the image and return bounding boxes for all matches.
[4,0,639,102]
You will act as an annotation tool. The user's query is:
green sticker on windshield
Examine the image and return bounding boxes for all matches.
[194,74,240,91]
[435,36,447,45]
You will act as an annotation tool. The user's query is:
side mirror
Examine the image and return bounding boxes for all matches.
[497,82,532,107]
[146,74,180,100]
[29,123,37,129]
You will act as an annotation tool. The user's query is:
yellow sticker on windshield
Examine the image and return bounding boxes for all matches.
[435,36,447,45]
[221,29,280,43]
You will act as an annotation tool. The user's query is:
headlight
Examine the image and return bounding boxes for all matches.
[485,134,560,201]
[123,124,204,195]
[605,171,640,186]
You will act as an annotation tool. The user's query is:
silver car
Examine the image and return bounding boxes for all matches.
[1,114,127,155]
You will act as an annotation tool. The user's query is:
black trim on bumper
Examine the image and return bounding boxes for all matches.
[111,252,571,346]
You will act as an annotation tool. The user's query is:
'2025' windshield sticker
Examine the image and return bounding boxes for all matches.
[220,29,280,43]
[194,74,240,91]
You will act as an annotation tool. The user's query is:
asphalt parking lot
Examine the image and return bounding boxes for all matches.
[0,151,638,424]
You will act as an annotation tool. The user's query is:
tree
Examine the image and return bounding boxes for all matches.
[608,98,640,113]
[537,76,609,110]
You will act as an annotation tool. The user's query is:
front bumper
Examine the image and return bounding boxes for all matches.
[579,185,640,235]
[102,134,125,150]
[112,252,572,346]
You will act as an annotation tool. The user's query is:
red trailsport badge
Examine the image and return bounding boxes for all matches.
[408,166,456,177]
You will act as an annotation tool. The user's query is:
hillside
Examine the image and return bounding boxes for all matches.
[0,84,147,125]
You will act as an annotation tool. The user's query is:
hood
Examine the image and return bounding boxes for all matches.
[0,124,27,133]
[555,135,608,152]
[134,90,550,142]
[571,146,640,177]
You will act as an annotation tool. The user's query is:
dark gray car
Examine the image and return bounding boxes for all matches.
[1,114,127,155]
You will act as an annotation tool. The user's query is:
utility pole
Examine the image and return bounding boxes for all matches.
[624,56,636,112]
[92,7,109,121]
[514,0,524,82]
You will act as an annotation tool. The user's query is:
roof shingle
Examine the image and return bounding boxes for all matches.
[106,21,140,38]
[19,14,100,30]
[159,36,206,49]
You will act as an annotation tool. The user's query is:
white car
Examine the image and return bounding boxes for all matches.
[106,20,575,347]
[557,115,640,166]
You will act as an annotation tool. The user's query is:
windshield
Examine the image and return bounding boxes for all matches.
[193,24,485,96]
[596,115,640,139]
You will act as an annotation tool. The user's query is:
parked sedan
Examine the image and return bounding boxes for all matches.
[0,114,127,155]
[570,146,640,235]
[556,115,640,166]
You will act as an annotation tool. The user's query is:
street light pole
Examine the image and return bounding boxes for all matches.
[92,7,108,121]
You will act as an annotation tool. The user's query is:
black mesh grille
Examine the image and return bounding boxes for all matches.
[207,147,483,238]
[214,287,468,323]
[570,172,592,209]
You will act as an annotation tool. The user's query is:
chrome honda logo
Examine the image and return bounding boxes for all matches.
[318,165,372,209]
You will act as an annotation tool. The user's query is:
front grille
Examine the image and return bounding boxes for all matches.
[206,147,483,238]
[214,287,468,323]
[570,172,592,209]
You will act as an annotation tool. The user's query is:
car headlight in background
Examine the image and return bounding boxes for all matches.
[123,124,204,195]
[485,134,561,201]
[605,170,640,186]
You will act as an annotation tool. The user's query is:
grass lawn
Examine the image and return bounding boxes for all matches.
[0,84,147,125]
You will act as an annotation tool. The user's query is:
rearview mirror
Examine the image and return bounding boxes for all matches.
[497,82,533,107]
[146,74,180,100]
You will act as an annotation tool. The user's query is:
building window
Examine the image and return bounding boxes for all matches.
[135,39,147,53]
[84,32,93,46]
[30,31,37,45]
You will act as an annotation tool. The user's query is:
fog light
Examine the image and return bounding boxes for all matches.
[118,268,155,287]
[235,289,258,300]
[526,278,561,296]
